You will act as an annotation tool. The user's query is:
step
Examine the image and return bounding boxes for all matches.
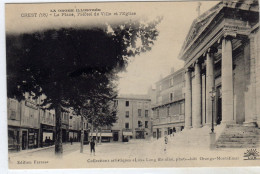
[216,145,259,148]
[216,141,260,145]
[225,130,260,133]
[219,133,260,137]
[217,139,258,143]
[218,135,259,138]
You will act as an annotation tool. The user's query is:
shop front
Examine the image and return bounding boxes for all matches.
[62,124,69,143]
[122,131,133,142]
[135,128,145,139]
[100,132,113,142]
[89,132,113,142]
[153,128,162,139]
[83,130,89,144]
[69,130,80,142]
[28,128,39,149]
[8,126,20,151]
[21,129,28,150]
[41,124,55,147]
[112,131,119,141]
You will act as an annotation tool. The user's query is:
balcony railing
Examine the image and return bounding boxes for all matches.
[153,114,184,125]
[152,94,185,109]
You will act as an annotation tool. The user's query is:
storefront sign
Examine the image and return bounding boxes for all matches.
[123,132,133,136]
[42,124,54,131]
[25,100,38,110]
[90,132,113,137]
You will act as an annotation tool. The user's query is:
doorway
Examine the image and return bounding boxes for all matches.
[136,131,144,139]
[22,131,27,150]
[216,86,222,125]
[113,132,118,141]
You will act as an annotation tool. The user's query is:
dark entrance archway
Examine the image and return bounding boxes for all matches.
[216,86,222,125]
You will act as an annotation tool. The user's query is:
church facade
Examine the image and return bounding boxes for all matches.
[179,0,260,129]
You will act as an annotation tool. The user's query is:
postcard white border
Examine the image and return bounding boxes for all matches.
[1,0,260,174]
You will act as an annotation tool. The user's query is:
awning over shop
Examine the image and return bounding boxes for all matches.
[123,132,133,136]
[90,132,113,137]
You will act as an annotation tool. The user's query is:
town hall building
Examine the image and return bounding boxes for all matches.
[179,0,260,130]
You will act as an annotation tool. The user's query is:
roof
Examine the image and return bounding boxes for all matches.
[178,0,259,60]
[117,94,151,101]
[155,68,184,85]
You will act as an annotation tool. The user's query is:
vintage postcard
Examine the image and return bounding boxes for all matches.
[5,0,260,170]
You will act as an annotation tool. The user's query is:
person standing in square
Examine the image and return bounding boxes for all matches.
[90,139,95,156]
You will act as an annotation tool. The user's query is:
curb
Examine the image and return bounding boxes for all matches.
[9,145,55,157]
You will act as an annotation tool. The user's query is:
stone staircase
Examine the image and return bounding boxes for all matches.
[164,124,226,149]
[215,124,260,148]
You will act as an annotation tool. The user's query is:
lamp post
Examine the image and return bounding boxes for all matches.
[80,109,84,153]
[209,87,216,133]
[209,87,216,149]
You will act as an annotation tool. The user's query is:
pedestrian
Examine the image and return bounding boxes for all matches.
[164,136,168,144]
[44,136,48,146]
[70,137,73,145]
[164,136,168,153]
[48,137,51,145]
[90,139,95,156]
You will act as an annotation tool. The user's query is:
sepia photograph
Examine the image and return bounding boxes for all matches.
[4,0,260,171]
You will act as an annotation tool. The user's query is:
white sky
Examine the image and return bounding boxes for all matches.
[117,1,219,95]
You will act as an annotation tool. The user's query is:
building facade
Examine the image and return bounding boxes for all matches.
[179,1,260,129]
[7,98,21,151]
[89,125,113,143]
[69,114,80,142]
[69,110,89,143]
[61,110,70,143]
[8,95,41,151]
[112,95,152,142]
[39,109,55,147]
[8,94,72,151]
[151,68,185,139]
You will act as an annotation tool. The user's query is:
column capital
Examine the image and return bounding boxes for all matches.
[185,67,192,73]
[194,59,203,66]
[217,32,237,44]
[185,66,194,73]
[207,47,218,54]
[223,32,237,40]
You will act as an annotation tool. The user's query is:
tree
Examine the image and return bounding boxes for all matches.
[77,80,117,152]
[6,18,161,156]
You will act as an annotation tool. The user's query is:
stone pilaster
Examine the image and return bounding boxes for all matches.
[193,60,202,128]
[255,30,260,127]
[221,35,235,124]
[202,74,206,125]
[185,68,192,129]
[206,47,217,125]
[244,35,257,126]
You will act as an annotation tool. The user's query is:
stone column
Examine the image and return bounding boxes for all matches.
[193,60,202,128]
[221,36,235,124]
[206,48,217,125]
[255,30,260,126]
[185,68,192,129]
[202,74,206,125]
[244,35,257,126]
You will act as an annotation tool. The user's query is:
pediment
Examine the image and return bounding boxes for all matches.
[178,0,259,61]
[178,2,222,60]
